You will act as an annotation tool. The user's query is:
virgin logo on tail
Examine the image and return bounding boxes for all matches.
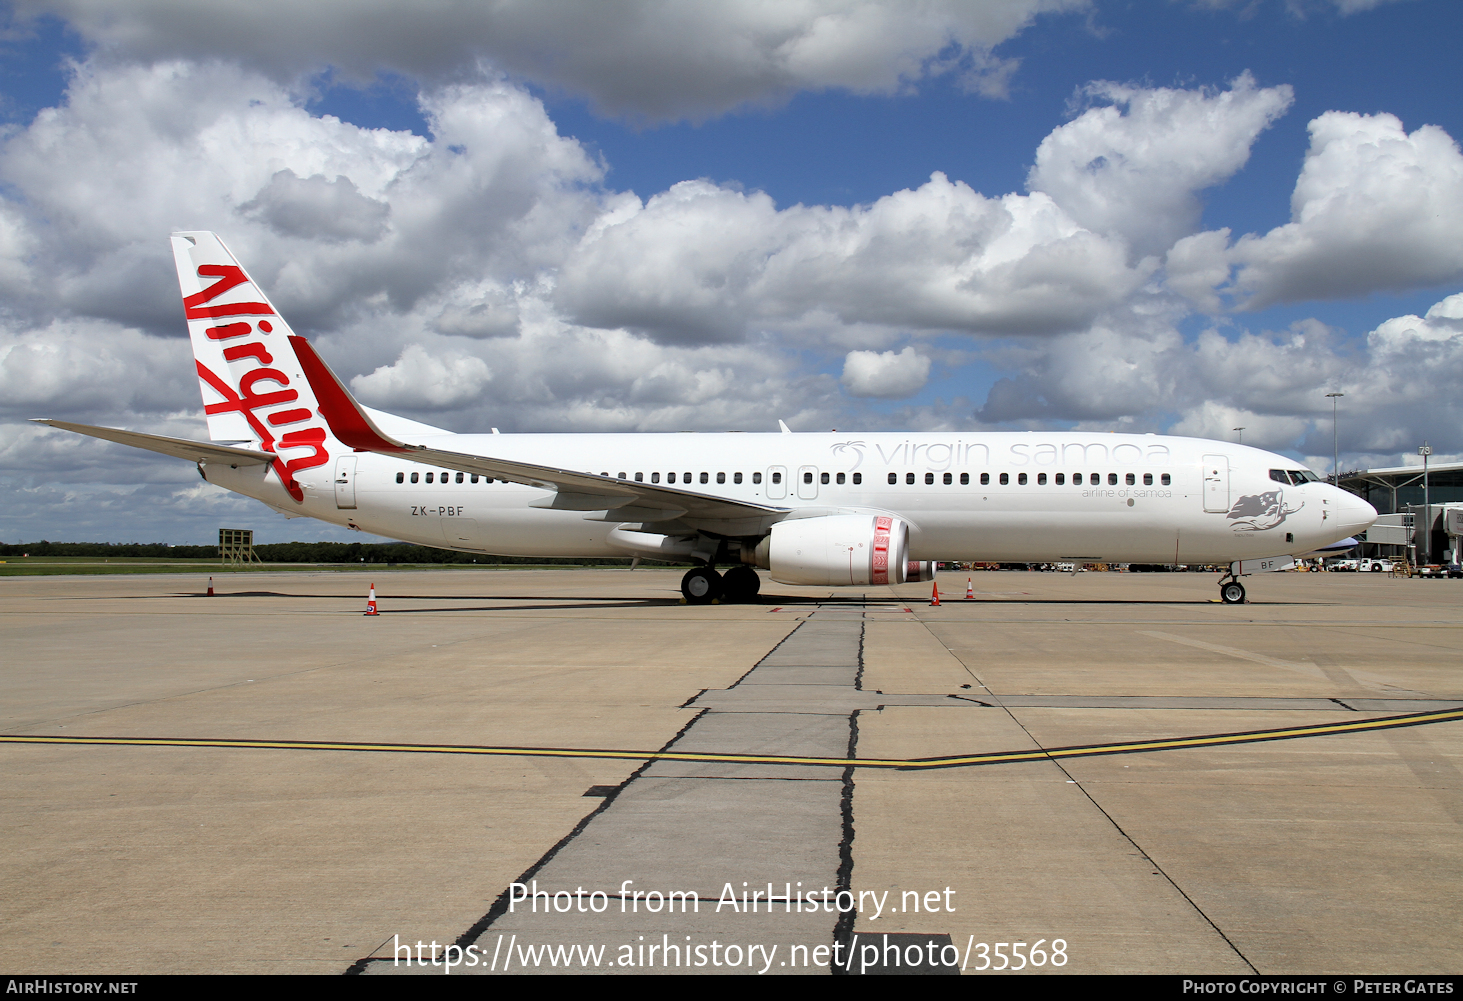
[179,247,330,502]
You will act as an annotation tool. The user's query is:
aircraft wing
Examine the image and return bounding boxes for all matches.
[31,419,277,466]
[290,336,790,524]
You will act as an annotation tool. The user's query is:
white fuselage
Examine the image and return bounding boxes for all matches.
[200,431,1377,565]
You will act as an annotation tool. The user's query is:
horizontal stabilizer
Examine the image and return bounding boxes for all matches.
[31,419,276,466]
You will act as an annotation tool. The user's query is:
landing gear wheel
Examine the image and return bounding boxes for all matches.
[1220,581,1246,604]
[681,567,723,604]
[720,565,761,603]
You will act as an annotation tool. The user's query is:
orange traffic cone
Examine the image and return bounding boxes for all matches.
[365,583,379,616]
[206,576,214,597]
[965,577,974,600]
[930,581,941,606]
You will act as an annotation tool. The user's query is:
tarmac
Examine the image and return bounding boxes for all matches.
[1,567,1459,975]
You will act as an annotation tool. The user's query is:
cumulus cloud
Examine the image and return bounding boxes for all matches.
[19,0,1087,122]
[0,60,600,334]
[1167,111,1463,311]
[1231,112,1463,306]
[0,322,196,416]
[1029,73,1292,259]
[841,346,931,398]
[351,344,492,410]
[558,173,1144,343]
[974,291,1463,469]
[239,169,391,243]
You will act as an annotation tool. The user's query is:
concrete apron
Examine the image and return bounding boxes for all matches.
[370,604,871,976]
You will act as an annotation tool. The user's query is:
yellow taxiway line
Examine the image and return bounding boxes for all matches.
[4,707,1460,771]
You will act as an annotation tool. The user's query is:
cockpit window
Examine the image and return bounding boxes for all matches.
[1288,469,1321,485]
[1269,469,1288,484]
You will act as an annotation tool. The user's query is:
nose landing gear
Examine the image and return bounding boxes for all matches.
[1219,579,1247,604]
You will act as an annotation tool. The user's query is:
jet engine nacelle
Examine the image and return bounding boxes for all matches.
[758,514,913,586]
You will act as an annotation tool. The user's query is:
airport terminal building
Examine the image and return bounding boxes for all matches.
[1340,461,1463,564]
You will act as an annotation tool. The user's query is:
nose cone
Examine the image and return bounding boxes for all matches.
[1333,488,1378,536]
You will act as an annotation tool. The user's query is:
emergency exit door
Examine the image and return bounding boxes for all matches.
[1202,454,1229,513]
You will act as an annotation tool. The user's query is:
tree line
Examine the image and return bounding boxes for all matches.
[0,540,681,566]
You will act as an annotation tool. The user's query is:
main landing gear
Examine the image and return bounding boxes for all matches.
[680,564,762,604]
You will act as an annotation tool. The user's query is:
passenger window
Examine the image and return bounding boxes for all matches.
[426,472,434,483]
[684,472,691,483]
[718,472,726,484]
[635,472,643,482]
[888,473,897,485]
[820,472,828,484]
[442,471,450,485]
[1125,473,1135,485]
[411,472,419,483]
[925,473,934,485]
[836,472,845,484]
[772,472,782,484]
[668,472,676,484]
[943,472,952,485]
[999,473,1009,485]
[752,472,762,484]
[1018,473,1028,485]
[1037,473,1046,485]
[1143,473,1152,486]
[960,473,969,485]
[906,473,916,485]
[1073,473,1082,485]
[651,472,660,483]
[1055,473,1064,485]
[1108,473,1117,485]
[396,472,404,483]
[618,472,626,479]
[456,472,464,483]
[803,472,813,484]
[734,472,742,484]
[470,474,478,483]
[700,472,709,484]
[981,473,990,485]
[852,473,861,485]
[1161,473,1171,486]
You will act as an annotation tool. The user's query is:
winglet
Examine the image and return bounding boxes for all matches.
[778,420,792,434]
[289,336,413,454]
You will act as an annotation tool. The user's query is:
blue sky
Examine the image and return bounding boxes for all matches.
[2,0,1461,543]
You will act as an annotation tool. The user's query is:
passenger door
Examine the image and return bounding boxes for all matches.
[1202,454,1229,513]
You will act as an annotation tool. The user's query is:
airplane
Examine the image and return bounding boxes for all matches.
[34,232,1378,605]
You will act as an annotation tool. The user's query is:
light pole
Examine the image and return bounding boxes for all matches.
[1326,392,1343,485]
[1233,427,1245,444]
[1420,442,1432,566]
